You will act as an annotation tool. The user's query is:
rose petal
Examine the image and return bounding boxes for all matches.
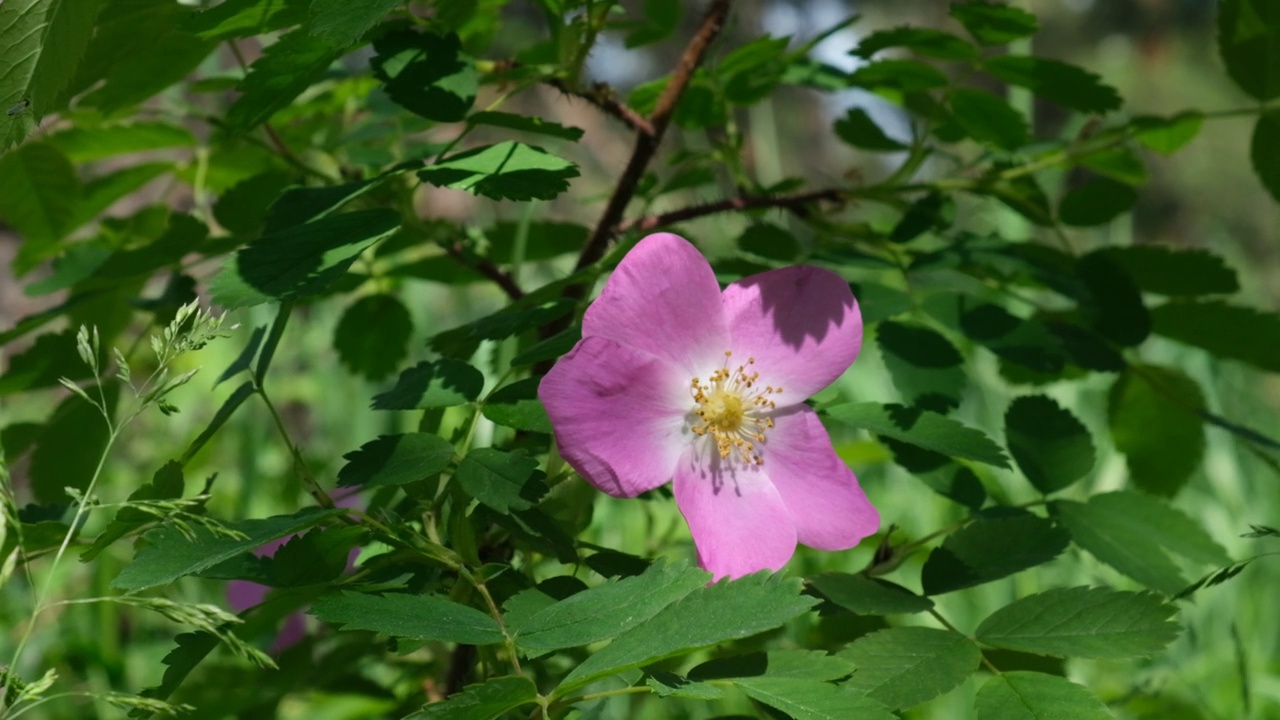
[583,233,730,376]
[673,447,798,580]
[763,406,879,550]
[227,580,267,612]
[539,336,690,498]
[722,266,862,401]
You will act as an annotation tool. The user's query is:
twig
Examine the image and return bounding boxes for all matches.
[444,242,525,301]
[544,78,655,136]
[617,188,845,234]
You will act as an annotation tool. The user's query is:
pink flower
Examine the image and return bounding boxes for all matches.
[539,233,879,580]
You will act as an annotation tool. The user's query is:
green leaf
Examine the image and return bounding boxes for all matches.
[975,586,1178,659]
[558,572,818,692]
[309,0,401,47]
[132,632,219,716]
[183,0,307,41]
[467,110,585,141]
[1098,247,1238,296]
[1076,250,1151,346]
[876,321,966,413]
[1053,491,1230,594]
[738,223,800,262]
[839,627,982,710]
[984,170,1055,225]
[809,573,933,615]
[29,386,116,504]
[850,59,950,92]
[81,461,184,562]
[645,671,724,700]
[26,0,103,117]
[834,108,906,151]
[825,402,1010,468]
[45,121,196,163]
[1079,147,1147,185]
[951,2,1039,45]
[689,649,855,682]
[484,221,588,263]
[0,329,92,395]
[512,559,709,654]
[481,378,552,433]
[112,507,344,592]
[0,0,80,151]
[1108,366,1206,496]
[209,209,400,309]
[310,591,504,644]
[226,30,341,132]
[429,297,576,358]
[73,163,172,230]
[372,359,484,410]
[921,511,1069,595]
[418,142,580,201]
[0,143,81,268]
[1058,177,1137,227]
[337,433,455,488]
[407,676,538,720]
[268,525,364,587]
[1218,0,1280,101]
[975,672,1112,720]
[264,174,395,233]
[372,29,476,122]
[854,27,978,60]
[1004,395,1094,494]
[333,294,413,381]
[619,0,683,48]
[1150,300,1280,372]
[1131,112,1204,154]
[737,678,896,720]
[213,171,294,235]
[983,56,1121,114]
[455,448,548,513]
[950,89,1029,150]
[890,193,953,244]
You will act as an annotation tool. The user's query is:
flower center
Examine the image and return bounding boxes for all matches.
[690,351,782,466]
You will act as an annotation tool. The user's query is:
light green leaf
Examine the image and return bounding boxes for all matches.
[309,0,402,47]
[921,511,1069,595]
[310,591,504,644]
[1131,112,1204,154]
[839,627,982,710]
[334,294,413,381]
[1004,395,1094,494]
[737,677,897,720]
[975,671,1112,719]
[455,448,548,513]
[337,433,455,488]
[112,507,344,592]
[371,359,484,410]
[1108,366,1206,496]
[1218,0,1280,101]
[407,676,538,720]
[226,30,340,132]
[1151,300,1280,373]
[1098,246,1238,296]
[27,0,102,116]
[418,142,580,201]
[825,402,1010,468]
[482,378,552,433]
[0,142,81,268]
[808,573,934,616]
[975,586,1178,659]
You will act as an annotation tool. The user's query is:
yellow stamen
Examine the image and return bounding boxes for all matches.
[690,351,781,466]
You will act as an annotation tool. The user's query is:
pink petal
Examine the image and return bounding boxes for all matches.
[583,233,730,376]
[227,580,267,612]
[673,448,798,581]
[722,266,862,402]
[763,406,879,550]
[539,336,690,498]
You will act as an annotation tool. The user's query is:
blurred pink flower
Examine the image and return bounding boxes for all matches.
[539,233,879,580]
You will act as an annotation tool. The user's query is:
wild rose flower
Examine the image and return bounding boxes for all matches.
[539,233,879,580]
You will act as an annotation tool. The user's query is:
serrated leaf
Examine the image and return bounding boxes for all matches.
[839,627,981,710]
[738,223,800,262]
[890,193,952,244]
[1053,491,1230,594]
[419,142,580,201]
[950,89,1030,150]
[210,209,400,309]
[183,0,307,41]
[1151,300,1280,372]
[984,56,1121,114]
[921,511,1069,595]
[825,402,1010,468]
[975,672,1112,720]
[1218,0,1280,101]
[1059,177,1137,226]
[467,111,585,141]
[309,0,401,47]
[0,142,81,267]
[645,671,724,700]
[876,321,965,413]
[1004,395,1094,494]
[455,448,548,513]
[112,507,343,592]
[372,29,476,122]
[1076,250,1151,346]
[311,591,504,644]
[269,525,365,587]
[690,649,856,682]
[132,632,219,716]
[213,171,294,235]
[1108,366,1206,496]
[1098,247,1237,297]
[809,573,934,615]
[372,359,484,409]
[1,0,100,151]
[850,59,950,92]
[834,108,906,151]
[1131,112,1204,154]
[558,572,818,691]
[333,294,413,381]
[854,26,978,60]
[975,586,1178,659]
[226,30,340,132]
[264,174,394,233]
[951,2,1039,45]
[482,378,552,432]
[737,677,896,720]
[81,461,184,561]
[429,297,576,358]
[337,433,455,488]
[512,559,708,654]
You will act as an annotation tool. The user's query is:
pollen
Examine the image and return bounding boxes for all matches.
[690,351,782,466]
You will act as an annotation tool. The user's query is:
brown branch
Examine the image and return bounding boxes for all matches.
[617,189,847,234]
[544,78,655,136]
[444,242,525,300]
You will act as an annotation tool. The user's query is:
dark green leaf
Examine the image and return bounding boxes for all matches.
[953,301,1067,373]
[1151,300,1280,372]
[268,525,366,587]
[372,29,476,122]
[921,511,1069,594]
[558,572,818,691]
[840,627,981,710]
[47,122,196,163]
[132,632,219,716]
[737,678,896,720]
[690,649,855,682]
[834,108,906,151]
[215,326,266,387]
[467,111,585,141]
[112,507,344,592]
[720,36,791,105]
[372,359,484,409]
[1218,0,1280,101]
[333,294,413,381]
[825,402,1010,468]
[226,30,340,131]
[1004,395,1094,494]
[809,573,933,615]
[975,672,1112,720]
[429,297,576,358]
[1098,247,1237,297]
[1076,250,1151,346]
[309,0,401,47]
[0,143,81,267]
[951,2,1039,45]
[738,224,800,262]
[419,142,580,201]
[619,0,683,48]
[407,676,538,720]
[311,591,504,644]
[81,461,185,561]
[264,174,394,233]
[484,221,588,264]
[950,89,1030,150]
[1058,177,1137,226]
[0,330,92,395]
[854,27,978,60]
[645,671,724,700]
[182,382,255,464]
[876,321,965,413]
[1108,366,1206,496]
[984,56,1121,113]
[72,163,173,230]
[891,193,953,244]
[985,171,1055,225]
[1131,112,1204,154]
[482,378,552,433]
[975,586,1178,659]
[210,209,400,309]
[851,282,913,324]
[29,386,116,504]
[850,59,950,92]
[338,433,455,488]
[455,448,548,513]
[183,0,307,41]
[213,171,294,235]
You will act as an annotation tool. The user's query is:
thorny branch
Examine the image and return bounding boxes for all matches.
[443,242,526,300]
[616,188,847,234]
[544,78,655,136]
